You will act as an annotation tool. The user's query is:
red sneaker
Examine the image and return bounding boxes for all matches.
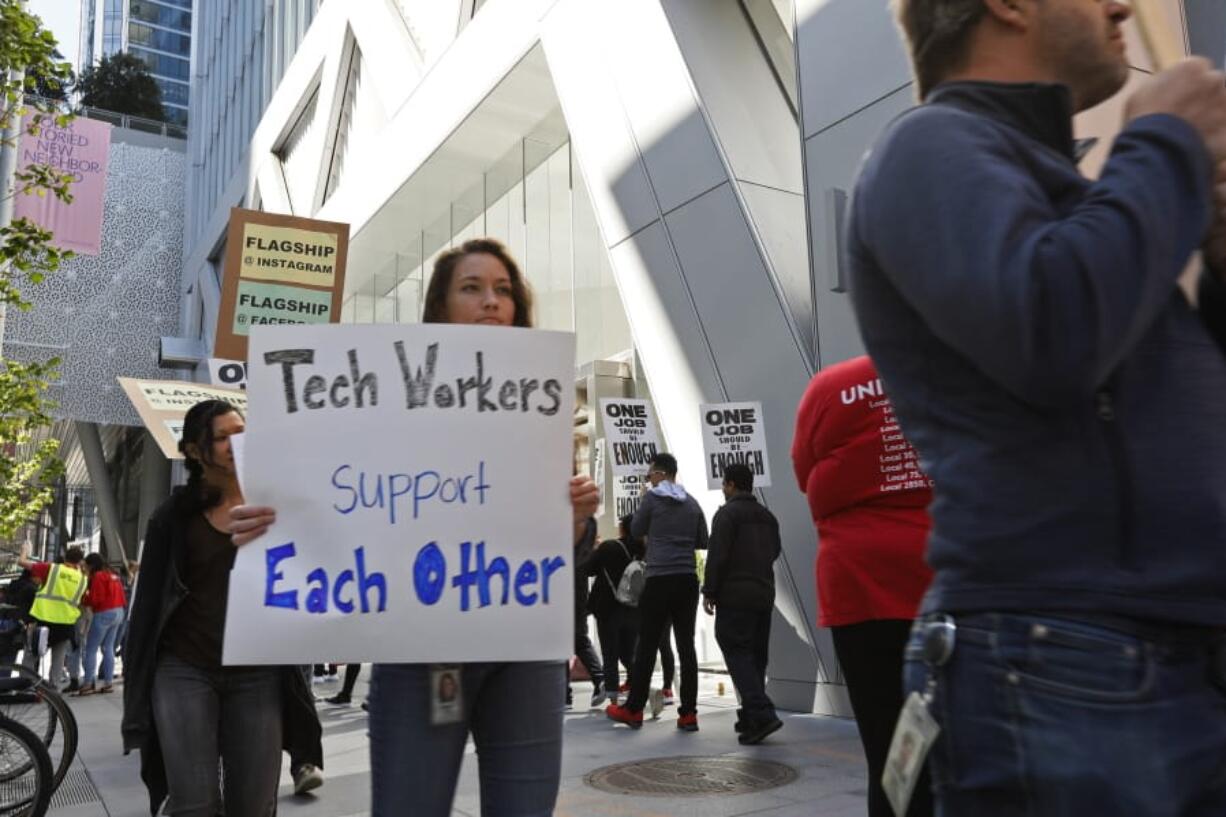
[677,713,699,732]
[606,703,644,729]
[618,683,630,693]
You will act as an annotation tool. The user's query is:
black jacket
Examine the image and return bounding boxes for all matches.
[582,536,642,619]
[122,489,322,815]
[701,494,780,612]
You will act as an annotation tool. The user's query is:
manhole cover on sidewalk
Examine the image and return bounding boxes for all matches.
[585,756,797,797]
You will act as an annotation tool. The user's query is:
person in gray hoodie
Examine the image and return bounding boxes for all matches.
[606,453,708,731]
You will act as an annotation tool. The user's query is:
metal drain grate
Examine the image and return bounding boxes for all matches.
[49,767,101,809]
[585,756,798,797]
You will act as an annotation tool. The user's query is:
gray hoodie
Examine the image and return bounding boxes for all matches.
[631,481,708,578]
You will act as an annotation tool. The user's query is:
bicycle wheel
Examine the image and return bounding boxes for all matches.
[0,666,76,792]
[0,716,52,817]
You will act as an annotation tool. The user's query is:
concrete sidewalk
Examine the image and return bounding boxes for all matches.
[48,672,871,817]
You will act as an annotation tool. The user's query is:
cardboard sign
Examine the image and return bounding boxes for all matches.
[117,377,247,459]
[699,401,772,490]
[599,398,661,478]
[207,358,248,390]
[222,322,576,665]
[215,209,349,362]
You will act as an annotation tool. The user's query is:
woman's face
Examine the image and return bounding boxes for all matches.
[443,252,516,326]
[194,411,245,477]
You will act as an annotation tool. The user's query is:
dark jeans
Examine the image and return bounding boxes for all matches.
[568,613,603,694]
[370,661,564,816]
[627,574,699,716]
[151,654,282,817]
[595,606,637,694]
[833,619,931,817]
[905,611,1226,817]
[715,606,775,724]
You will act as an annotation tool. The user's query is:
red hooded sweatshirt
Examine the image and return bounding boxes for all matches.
[791,356,933,627]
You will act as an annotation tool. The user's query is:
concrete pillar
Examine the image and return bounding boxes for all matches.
[137,431,172,558]
[76,421,129,564]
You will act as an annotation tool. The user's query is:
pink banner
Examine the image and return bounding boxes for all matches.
[14,115,111,256]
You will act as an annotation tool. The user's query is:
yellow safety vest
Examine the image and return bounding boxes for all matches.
[30,563,86,625]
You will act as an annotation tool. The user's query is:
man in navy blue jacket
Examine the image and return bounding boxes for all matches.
[850,1,1226,815]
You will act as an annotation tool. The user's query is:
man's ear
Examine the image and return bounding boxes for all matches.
[982,0,1036,31]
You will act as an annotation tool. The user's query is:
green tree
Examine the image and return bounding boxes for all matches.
[77,52,164,121]
[0,0,77,542]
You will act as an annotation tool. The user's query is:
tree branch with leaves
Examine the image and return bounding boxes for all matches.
[0,0,77,542]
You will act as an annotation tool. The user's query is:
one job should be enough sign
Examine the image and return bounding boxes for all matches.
[224,323,576,665]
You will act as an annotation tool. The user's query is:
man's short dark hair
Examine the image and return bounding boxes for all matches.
[723,464,754,492]
[63,547,84,565]
[650,452,678,478]
[893,0,986,100]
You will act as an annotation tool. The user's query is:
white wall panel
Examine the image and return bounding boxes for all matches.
[540,1,660,245]
[795,0,911,140]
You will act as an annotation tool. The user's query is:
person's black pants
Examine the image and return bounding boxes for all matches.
[657,621,675,689]
[339,663,361,698]
[831,619,933,817]
[715,606,775,724]
[594,607,636,695]
[626,574,698,716]
[567,612,604,695]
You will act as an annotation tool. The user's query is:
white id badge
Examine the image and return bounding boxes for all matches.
[429,665,464,726]
[882,691,941,817]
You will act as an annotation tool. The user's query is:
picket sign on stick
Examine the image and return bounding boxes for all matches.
[1132,0,1183,71]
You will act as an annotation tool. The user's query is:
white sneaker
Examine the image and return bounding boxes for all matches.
[293,764,324,795]
[649,688,665,720]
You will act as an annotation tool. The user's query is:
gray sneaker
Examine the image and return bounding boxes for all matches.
[649,688,665,720]
[293,764,324,795]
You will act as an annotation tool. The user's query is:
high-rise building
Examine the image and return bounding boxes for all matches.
[79,0,192,127]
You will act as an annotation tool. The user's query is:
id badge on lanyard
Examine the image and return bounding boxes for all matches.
[882,615,954,817]
[429,665,464,726]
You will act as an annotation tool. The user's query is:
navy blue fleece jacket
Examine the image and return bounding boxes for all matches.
[848,81,1226,625]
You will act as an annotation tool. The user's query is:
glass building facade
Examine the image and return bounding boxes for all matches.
[79,0,192,127]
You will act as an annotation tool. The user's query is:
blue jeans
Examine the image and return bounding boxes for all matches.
[904,612,1226,817]
[152,654,282,817]
[83,607,124,685]
[369,661,564,817]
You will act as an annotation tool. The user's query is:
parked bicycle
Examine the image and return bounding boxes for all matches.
[0,664,76,794]
[0,714,53,816]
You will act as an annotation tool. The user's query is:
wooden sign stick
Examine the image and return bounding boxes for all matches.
[1132,0,1183,71]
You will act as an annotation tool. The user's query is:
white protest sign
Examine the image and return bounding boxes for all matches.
[593,438,606,490]
[208,358,248,390]
[599,398,661,478]
[700,401,772,490]
[223,323,576,665]
[613,474,647,521]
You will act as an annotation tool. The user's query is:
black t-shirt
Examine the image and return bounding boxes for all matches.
[162,513,236,669]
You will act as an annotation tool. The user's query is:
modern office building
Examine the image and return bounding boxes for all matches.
[79,0,192,127]
[4,116,185,564]
[176,0,1219,713]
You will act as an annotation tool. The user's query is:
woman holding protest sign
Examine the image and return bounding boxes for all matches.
[231,237,601,817]
[123,399,324,816]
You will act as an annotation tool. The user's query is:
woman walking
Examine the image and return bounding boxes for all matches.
[76,554,126,695]
[122,399,322,816]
